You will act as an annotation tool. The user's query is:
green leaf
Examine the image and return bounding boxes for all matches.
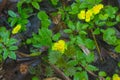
[85,53,95,63]
[38,28,52,47]
[115,45,120,53]
[102,28,117,45]
[85,39,95,50]
[8,10,17,17]
[69,3,79,14]
[67,60,78,66]
[26,39,32,44]
[74,71,88,80]
[93,28,100,35]
[9,51,16,60]
[76,36,84,45]
[9,46,18,50]
[30,52,41,57]
[8,38,17,45]
[32,2,40,10]
[41,20,51,28]
[106,21,117,27]
[3,49,9,60]
[105,6,118,19]
[98,71,107,77]
[105,77,111,80]
[52,33,61,41]
[64,29,73,33]
[65,67,76,76]
[68,21,75,31]
[116,14,120,22]
[51,0,59,6]
[48,51,62,64]
[99,14,109,20]
[10,18,18,27]
[86,65,98,71]
[32,76,39,80]
[37,11,48,20]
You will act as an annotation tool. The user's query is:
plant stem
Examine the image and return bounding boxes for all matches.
[91,29,103,61]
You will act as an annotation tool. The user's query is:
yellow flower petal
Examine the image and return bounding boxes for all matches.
[92,4,104,15]
[112,74,120,80]
[52,40,67,53]
[12,24,21,34]
[85,10,93,22]
[78,10,85,20]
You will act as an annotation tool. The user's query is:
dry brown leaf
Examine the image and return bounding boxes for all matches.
[19,64,28,74]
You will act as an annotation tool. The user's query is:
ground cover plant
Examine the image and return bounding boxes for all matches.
[0,0,120,80]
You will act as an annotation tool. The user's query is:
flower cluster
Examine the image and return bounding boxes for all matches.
[12,24,21,34]
[112,74,120,80]
[78,4,104,22]
[52,40,67,53]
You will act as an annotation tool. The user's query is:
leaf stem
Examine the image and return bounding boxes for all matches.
[91,29,103,61]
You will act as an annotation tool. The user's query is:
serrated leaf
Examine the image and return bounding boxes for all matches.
[48,51,61,64]
[67,60,78,66]
[65,67,76,76]
[74,71,88,80]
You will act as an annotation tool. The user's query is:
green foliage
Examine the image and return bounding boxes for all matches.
[74,71,88,80]
[32,2,40,10]
[32,76,39,80]
[45,66,54,77]
[48,51,62,64]
[27,28,52,48]
[0,27,18,60]
[98,71,107,77]
[37,11,51,28]
[5,0,120,79]
[102,28,117,45]
[50,0,59,6]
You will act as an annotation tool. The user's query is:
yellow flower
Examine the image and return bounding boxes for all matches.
[92,4,104,15]
[12,24,21,34]
[52,40,67,53]
[112,74,120,80]
[85,9,93,22]
[78,10,85,20]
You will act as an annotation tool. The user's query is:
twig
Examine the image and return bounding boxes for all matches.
[50,64,71,80]
[91,29,103,61]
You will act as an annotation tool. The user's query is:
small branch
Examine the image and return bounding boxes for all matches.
[91,29,103,61]
[50,64,71,80]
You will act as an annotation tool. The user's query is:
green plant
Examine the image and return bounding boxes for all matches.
[0,27,18,60]
[7,0,120,79]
